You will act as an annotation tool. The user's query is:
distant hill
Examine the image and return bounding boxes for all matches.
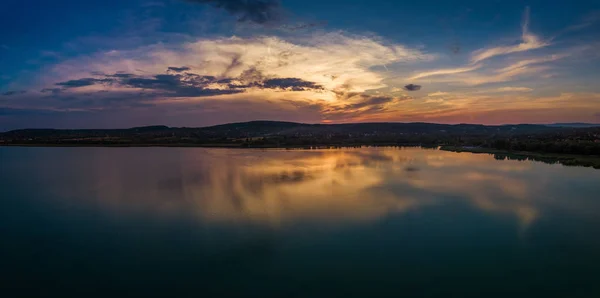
[195,121,561,138]
[0,120,587,139]
[547,123,600,128]
[1,121,599,156]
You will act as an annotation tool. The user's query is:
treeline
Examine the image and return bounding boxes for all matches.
[2,121,599,156]
[484,139,600,155]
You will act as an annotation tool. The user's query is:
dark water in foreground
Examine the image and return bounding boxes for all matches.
[1,147,600,298]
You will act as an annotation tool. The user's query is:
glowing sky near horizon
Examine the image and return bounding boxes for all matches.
[1,0,599,129]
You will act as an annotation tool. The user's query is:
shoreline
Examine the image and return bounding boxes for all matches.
[3,143,599,168]
[440,146,600,169]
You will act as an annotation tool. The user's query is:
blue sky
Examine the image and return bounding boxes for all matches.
[1,0,599,129]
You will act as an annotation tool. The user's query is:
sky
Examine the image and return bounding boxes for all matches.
[1,0,600,130]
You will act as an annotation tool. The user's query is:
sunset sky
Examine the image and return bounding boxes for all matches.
[1,0,599,130]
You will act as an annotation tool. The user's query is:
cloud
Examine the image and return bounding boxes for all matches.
[551,11,600,40]
[496,54,566,73]
[409,64,482,80]
[167,66,192,72]
[404,84,421,91]
[424,98,445,104]
[279,21,327,32]
[52,68,324,99]
[455,55,566,86]
[404,9,565,87]
[470,7,549,64]
[428,91,449,97]
[40,88,63,94]
[2,91,26,96]
[456,65,549,86]
[56,78,110,88]
[184,0,282,24]
[40,32,431,98]
[261,78,323,91]
[414,53,565,86]
[466,87,533,95]
[351,95,394,108]
[105,73,135,78]
[310,92,412,121]
[494,87,533,92]
[120,74,244,97]
[6,32,432,126]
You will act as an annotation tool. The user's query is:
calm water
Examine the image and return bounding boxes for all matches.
[1,147,600,298]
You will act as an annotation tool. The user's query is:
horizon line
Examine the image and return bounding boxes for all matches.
[2,120,600,132]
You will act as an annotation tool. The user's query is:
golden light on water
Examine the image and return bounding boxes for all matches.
[39,147,598,231]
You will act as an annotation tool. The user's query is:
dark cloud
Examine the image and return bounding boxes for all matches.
[2,90,26,96]
[262,78,323,91]
[56,78,111,88]
[167,66,191,72]
[106,73,135,78]
[87,71,134,79]
[404,84,422,91]
[239,66,265,83]
[222,53,243,77]
[279,21,327,32]
[45,67,323,104]
[349,95,395,109]
[30,89,162,111]
[184,0,282,24]
[41,88,63,94]
[311,92,412,121]
[120,74,242,97]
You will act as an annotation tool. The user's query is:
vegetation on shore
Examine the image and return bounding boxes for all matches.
[2,121,599,168]
[440,146,600,169]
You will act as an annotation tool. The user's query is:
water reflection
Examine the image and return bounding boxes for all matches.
[14,147,599,229]
[3,147,600,297]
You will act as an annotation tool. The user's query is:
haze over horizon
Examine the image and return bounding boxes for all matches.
[2,0,600,130]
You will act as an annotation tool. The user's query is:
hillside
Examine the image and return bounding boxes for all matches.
[1,121,599,156]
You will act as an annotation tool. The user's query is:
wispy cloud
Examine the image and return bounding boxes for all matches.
[492,87,533,92]
[470,7,549,64]
[408,52,567,86]
[406,8,563,87]
[496,54,566,73]
[551,11,600,40]
[427,91,449,97]
[457,65,550,86]
[408,64,482,80]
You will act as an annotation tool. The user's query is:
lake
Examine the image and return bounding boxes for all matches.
[1,147,600,298]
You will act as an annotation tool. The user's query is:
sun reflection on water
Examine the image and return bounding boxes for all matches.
[29,147,600,230]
